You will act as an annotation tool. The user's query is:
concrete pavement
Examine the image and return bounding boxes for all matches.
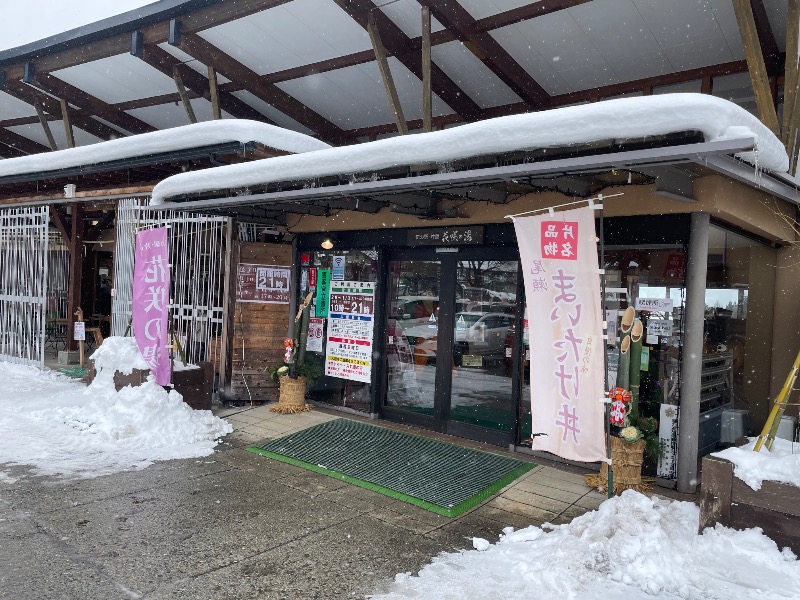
[0,405,615,599]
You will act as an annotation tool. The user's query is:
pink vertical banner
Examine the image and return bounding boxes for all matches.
[512,207,606,462]
[132,227,171,386]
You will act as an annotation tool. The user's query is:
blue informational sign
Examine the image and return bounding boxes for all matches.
[332,255,345,281]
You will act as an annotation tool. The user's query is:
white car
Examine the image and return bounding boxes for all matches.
[399,312,514,366]
[454,312,514,359]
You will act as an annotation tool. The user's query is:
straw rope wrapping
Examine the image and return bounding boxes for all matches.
[270,376,312,414]
[586,437,653,495]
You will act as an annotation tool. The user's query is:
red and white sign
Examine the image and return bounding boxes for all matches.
[306,317,325,353]
[325,281,375,383]
[513,207,605,462]
[541,221,578,260]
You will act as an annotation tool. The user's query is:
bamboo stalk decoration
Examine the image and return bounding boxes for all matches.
[629,319,644,421]
[617,335,631,392]
[295,292,314,368]
[619,306,635,343]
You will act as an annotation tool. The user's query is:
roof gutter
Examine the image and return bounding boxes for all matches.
[696,154,800,204]
[0,0,223,66]
[0,141,253,185]
[152,137,761,212]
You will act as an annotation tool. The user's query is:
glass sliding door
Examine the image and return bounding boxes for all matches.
[382,248,520,445]
[385,259,441,421]
[449,260,518,435]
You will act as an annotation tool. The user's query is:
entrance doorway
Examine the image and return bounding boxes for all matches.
[382,248,520,445]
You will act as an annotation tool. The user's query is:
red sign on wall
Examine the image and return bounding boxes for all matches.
[237,263,291,303]
[540,221,578,260]
[662,253,685,279]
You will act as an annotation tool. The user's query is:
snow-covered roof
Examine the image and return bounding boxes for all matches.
[150,94,789,205]
[0,120,330,179]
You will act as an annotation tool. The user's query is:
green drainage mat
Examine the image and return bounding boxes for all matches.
[247,419,534,517]
[59,367,87,378]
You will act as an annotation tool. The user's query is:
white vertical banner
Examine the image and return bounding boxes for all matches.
[512,207,606,462]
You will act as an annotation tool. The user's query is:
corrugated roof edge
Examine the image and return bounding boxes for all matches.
[0,0,221,66]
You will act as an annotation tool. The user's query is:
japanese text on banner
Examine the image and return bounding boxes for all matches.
[132,227,171,386]
[512,208,605,462]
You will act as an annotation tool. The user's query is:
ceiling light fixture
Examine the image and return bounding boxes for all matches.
[321,237,334,250]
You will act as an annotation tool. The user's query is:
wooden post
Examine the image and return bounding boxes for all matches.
[34,97,58,151]
[698,456,733,531]
[783,0,800,169]
[732,0,780,134]
[74,307,85,367]
[66,203,85,352]
[60,98,75,148]
[173,66,198,124]
[367,11,408,135]
[208,65,222,120]
[421,5,432,133]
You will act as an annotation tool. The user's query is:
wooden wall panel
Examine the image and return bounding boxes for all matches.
[229,242,293,402]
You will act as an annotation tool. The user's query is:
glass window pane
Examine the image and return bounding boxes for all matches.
[386,260,441,415]
[304,249,378,413]
[450,260,518,433]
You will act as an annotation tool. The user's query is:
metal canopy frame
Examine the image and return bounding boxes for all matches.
[152,137,798,212]
[0,141,255,185]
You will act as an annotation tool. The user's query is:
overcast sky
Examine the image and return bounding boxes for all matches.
[0,0,159,51]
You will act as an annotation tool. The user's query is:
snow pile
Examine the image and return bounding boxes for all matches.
[0,119,330,179]
[713,437,800,491]
[369,491,800,600]
[90,335,149,375]
[0,343,232,480]
[152,94,789,205]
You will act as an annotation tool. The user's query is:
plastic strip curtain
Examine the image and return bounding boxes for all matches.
[112,198,228,369]
[0,205,49,366]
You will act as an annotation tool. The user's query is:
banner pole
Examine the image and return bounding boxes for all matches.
[598,195,613,498]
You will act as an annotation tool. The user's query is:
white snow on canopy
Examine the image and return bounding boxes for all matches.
[0,120,330,179]
[151,94,789,205]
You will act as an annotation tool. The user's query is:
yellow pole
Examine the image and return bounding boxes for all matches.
[754,348,800,452]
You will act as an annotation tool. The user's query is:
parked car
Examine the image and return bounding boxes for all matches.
[399,311,514,367]
[401,322,439,365]
[454,312,514,363]
[395,296,439,329]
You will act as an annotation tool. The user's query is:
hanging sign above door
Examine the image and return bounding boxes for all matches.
[407,226,484,246]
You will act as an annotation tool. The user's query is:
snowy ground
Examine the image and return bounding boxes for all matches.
[0,338,231,481]
[369,490,800,600]
[368,426,800,599]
